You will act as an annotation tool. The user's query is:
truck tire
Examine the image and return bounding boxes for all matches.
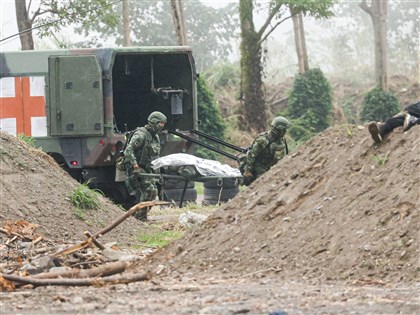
[162,188,197,205]
[203,187,240,206]
[203,178,239,189]
[163,178,195,189]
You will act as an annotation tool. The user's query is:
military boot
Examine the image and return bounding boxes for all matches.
[403,113,419,131]
[135,208,148,222]
[368,122,382,144]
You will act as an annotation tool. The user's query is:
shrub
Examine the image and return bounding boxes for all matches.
[70,182,103,211]
[202,62,240,89]
[195,77,226,160]
[287,68,332,142]
[360,88,399,123]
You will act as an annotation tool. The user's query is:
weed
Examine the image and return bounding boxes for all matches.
[17,134,36,147]
[372,151,390,166]
[195,182,204,195]
[345,126,353,138]
[70,182,103,211]
[74,208,85,220]
[137,228,184,248]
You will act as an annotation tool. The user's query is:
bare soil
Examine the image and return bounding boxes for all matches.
[1,122,419,314]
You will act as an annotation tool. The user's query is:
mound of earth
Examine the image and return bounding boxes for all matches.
[0,132,142,244]
[143,124,419,283]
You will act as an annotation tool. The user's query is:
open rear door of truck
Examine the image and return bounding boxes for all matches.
[48,55,104,136]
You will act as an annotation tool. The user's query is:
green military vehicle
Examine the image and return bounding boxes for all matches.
[0,47,198,204]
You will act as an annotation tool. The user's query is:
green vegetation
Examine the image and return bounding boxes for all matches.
[137,228,184,248]
[287,68,333,142]
[195,77,227,160]
[360,88,399,123]
[195,182,204,195]
[70,182,103,219]
[17,134,37,147]
[372,151,390,166]
[202,62,240,90]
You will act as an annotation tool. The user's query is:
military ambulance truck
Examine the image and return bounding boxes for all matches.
[0,47,198,204]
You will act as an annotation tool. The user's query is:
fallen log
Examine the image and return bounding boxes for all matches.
[31,261,127,280]
[2,271,151,287]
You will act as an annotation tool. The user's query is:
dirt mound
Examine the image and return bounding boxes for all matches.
[144,125,419,283]
[0,132,142,244]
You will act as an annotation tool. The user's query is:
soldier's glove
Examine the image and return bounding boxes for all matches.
[133,167,145,179]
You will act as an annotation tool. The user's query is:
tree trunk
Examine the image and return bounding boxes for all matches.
[298,12,309,72]
[122,0,131,47]
[292,11,304,74]
[15,0,34,50]
[360,0,388,91]
[239,0,266,132]
[291,10,309,74]
[170,0,187,45]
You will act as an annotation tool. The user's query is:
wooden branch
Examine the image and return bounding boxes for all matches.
[5,236,18,245]
[359,0,371,15]
[32,236,43,246]
[30,261,127,280]
[2,271,151,287]
[257,2,283,38]
[84,231,105,250]
[91,200,169,239]
[259,15,293,45]
[0,228,24,239]
[51,200,168,258]
[51,239,92,257]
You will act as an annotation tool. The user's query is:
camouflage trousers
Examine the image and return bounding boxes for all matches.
[125,164,158,221]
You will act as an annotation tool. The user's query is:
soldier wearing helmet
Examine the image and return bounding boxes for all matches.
[239,116,291,186]
[123,111,167,221]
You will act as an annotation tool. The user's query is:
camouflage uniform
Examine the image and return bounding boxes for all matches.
[123,111,166,220]
[239,116,291,186]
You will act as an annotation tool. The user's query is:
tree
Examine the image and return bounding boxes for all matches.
[170,0,187,46]
[74,1,238,72]
[14,0,118,50]
[238,0,334,132]
[291,10,308,74]
[122,0,131,47]
[359,0,389,91]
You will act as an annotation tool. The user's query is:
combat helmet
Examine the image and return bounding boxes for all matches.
[148,111,167,132]
[271,116,291,132]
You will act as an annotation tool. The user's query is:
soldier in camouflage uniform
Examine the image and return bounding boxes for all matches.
[124,111,167,221]
[239,116,291,186]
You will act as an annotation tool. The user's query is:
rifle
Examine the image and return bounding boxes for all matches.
[168,129,247,161]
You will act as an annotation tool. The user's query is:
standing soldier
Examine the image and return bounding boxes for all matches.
[239,116,291,186]
[124,111,167,221]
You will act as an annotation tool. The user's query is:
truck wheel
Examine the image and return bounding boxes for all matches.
[162,188,197,205]
[203,178,239,189]
[163,178,195,189]
[203,187,240,206]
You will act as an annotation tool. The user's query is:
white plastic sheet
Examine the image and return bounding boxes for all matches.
[152,153,241,177]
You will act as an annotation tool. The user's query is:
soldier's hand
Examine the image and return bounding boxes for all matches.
[133,167,145,178]
[243,169,253,178]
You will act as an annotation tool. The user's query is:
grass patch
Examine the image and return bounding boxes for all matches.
[17,133,37,147]
[195,182,204,195]
[137,228,184,248]
[74,208,85,220]
[70,182,103,219]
